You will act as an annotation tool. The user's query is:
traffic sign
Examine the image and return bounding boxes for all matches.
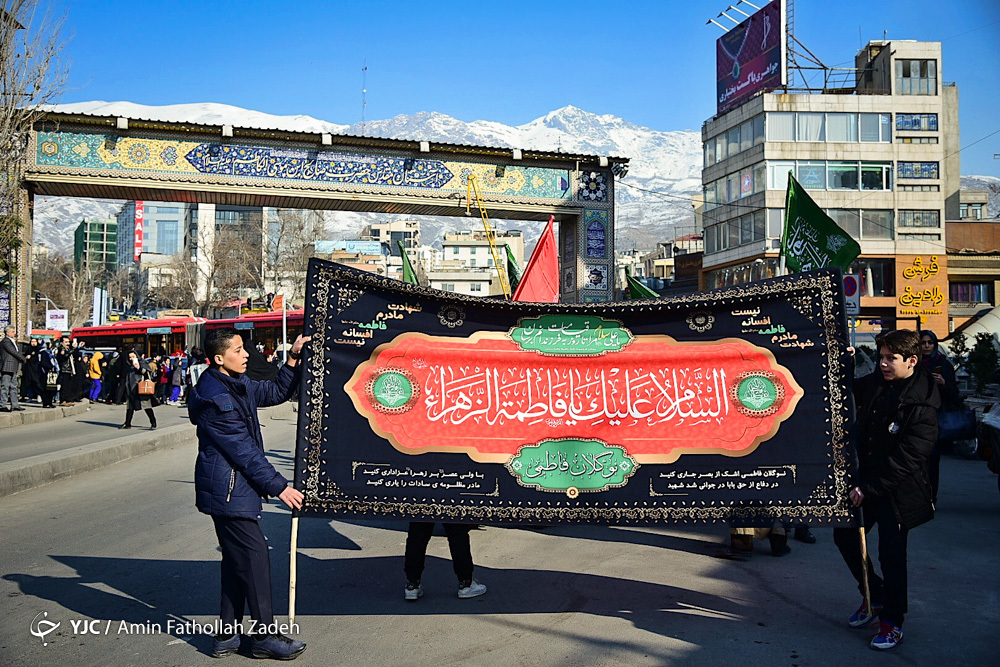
[843,274,860,316]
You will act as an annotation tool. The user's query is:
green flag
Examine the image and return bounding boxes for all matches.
[397,240,419,285]
[504,244,522,295]
[781,174,861,273]
[625,266,659,299]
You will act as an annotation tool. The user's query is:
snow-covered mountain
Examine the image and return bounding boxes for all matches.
[33,102,703,257]
[33,101,1000,259]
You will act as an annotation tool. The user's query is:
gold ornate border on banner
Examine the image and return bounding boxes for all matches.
[297,265,852,523]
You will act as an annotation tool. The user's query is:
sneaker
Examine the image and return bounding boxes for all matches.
[211,633,240,658]
[457,580,487,599]
[404,581,423,601]
[249,633,306,660]
[848,599,883,628]
[870,621,903,650]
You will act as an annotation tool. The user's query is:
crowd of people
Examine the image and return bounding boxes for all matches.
[0,335,206,412]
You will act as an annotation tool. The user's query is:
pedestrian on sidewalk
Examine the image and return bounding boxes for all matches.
[56,337,81,405]
[87,351,104,402]
[834,329,939,651]
[0,326,26,412]
[120,349,158,430]
[169,357,184,404]
[403,522,487,601]
[21,338,43,404]
[37,342,58,408]
[189,327,310,660]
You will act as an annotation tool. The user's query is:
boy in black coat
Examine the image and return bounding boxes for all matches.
[189,327,310,660]
[834,329,940,651]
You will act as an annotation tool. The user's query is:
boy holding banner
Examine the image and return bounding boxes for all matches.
[834,330,939,651]
[190,327,310,660]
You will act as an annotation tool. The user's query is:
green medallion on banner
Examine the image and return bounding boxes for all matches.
[506,439,638,497]
[737,375,777,410]
[509,315,633,356]
[365,367,419,414]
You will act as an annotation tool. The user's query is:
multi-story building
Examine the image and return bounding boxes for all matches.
[73,218,117,274]
[946,188,1000,332]
[115,201,191,270]
[428,230,524,296]
[701,39,958,335]
[361,219,421,252]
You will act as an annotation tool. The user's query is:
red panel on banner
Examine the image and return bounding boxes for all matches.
[347,333,802,464]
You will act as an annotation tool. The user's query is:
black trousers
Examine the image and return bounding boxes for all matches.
[404,522,474,584]
[212,516,274,628]
[124,407,156,427]
[833,499,910,627]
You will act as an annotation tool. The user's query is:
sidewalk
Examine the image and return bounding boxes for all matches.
[0,400,92,429]
[0,400,296,498]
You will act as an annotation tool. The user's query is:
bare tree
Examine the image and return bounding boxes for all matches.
[0,0,67,327]
[145,254,199,313]
[30,251,101,328]
[264,208,323,305]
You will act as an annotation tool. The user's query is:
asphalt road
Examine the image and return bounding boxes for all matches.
[0,402,192,464]
[1,414,998,666]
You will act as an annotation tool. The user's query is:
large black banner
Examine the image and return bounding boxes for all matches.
[294,259,856,525]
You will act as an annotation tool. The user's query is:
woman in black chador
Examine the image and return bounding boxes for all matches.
[120,349,158,429]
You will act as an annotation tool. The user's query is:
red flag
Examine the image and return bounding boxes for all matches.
[513,216,559,303]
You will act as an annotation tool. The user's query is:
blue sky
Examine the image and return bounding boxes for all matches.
[53,0,1000,175]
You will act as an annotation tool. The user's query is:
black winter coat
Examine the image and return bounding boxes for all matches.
[124,358,160,410]
[854,366,940,529]
[189,365,299,519]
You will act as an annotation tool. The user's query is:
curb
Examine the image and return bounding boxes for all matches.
[0,401,297,499]
[0,402,92,429]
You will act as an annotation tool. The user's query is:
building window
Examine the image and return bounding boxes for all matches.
[796,113,826,142]
[899,184,940,192]
[441,283,455,292]
[950,282,993,304]
[469,258,476,267]
[862,210,894,240]
[960,203,984,220]
[828,162,859,190]
[899,136,938,144]
[155,206,179,214]
[767,162,794,190]
[860,113,893,142]
[896,59,937,95]
[797,162,826,189]
[897,162,939,179]
[470,283,482,292]
[848,258,895,297]
[826,209,861,238]
[826,113,858,142]
[767,112,795,141]
[861,163,892,190]
[898,210,941,228]
[157,221,179,254]
[453,247,460,255]
[896,113,938,131]
[705,259,780,289]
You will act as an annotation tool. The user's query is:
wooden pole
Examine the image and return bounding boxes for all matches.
[288,515,299,625]
[859,525,872,617]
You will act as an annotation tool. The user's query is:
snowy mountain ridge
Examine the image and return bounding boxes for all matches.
[32,101,1000,258]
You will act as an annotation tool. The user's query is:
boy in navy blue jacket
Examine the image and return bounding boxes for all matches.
[189,327,309,660]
